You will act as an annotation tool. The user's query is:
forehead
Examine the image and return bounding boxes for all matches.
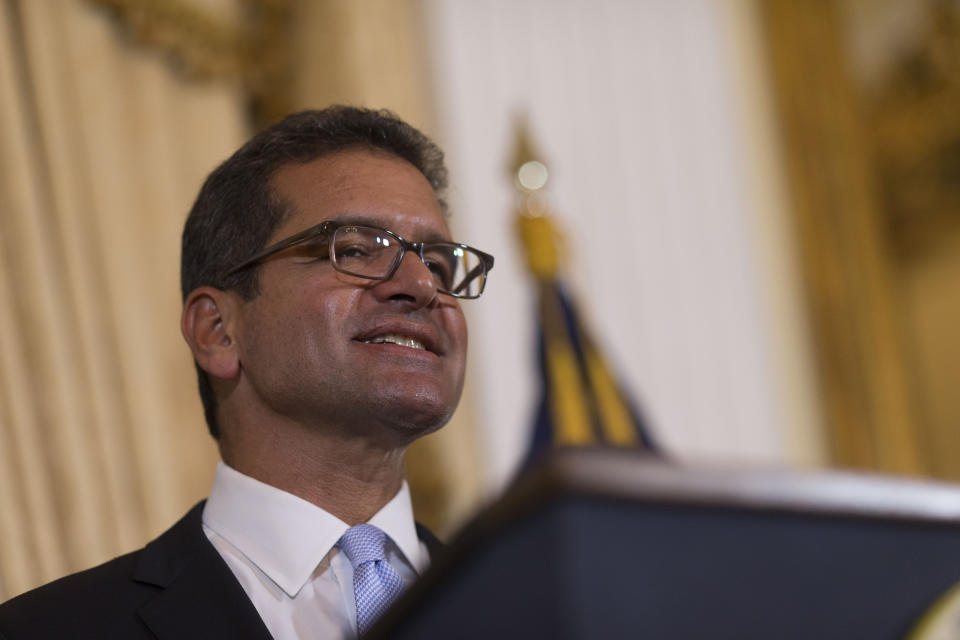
[269,149,450,241]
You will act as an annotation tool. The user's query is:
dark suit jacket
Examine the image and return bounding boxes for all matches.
[0,501,443,639]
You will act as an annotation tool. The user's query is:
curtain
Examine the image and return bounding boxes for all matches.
[0,0,247,598]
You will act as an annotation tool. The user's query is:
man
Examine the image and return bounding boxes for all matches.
[0,106,493,639]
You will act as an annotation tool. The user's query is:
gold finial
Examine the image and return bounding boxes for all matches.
[509,115,550,195]
[511,114,561,279]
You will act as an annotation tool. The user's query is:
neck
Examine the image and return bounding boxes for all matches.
[218,418,408,525]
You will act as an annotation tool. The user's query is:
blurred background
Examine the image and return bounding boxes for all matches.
[1,0,959,599]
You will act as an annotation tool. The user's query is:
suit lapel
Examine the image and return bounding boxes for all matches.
[128,504,445,639]
[415,522,445,559]
[132,502,272,640]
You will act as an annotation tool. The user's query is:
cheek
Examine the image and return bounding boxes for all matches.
[296,274,364,323]
[290,287,361,358]
[444,306,468,359]
[245,281,352,358]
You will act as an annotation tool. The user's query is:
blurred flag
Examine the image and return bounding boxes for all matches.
[511,123,659,467]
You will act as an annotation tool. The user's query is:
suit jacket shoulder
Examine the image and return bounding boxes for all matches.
[0,502,271,640]
[1,502,447,639]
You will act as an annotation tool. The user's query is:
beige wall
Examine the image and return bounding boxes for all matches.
[421,0,827,492]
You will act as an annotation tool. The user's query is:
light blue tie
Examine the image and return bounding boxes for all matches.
[338,524,405,636]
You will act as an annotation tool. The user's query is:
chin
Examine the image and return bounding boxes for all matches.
[388,405,453,439]
[377,389,459,442]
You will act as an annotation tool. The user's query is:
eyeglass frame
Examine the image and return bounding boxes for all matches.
[224,219,495,299]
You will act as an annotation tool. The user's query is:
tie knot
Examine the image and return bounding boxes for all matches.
[338,524,388,568]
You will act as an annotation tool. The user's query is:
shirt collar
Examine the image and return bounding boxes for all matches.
[202,461,425,597]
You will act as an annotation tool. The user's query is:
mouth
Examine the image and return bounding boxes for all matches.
[354,323,441,355]
[361,333,426,351]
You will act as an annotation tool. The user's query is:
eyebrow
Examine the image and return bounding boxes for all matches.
[325,213,453,244]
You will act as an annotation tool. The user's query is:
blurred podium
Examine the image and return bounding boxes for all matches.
[370,449,960,639]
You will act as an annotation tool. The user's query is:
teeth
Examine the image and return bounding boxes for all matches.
[363,334,425,350]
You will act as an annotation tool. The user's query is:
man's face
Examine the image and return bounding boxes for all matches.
[233,149,468,443]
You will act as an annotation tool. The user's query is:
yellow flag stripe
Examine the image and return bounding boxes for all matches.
[584,348,639,446]
[546,337,595,446]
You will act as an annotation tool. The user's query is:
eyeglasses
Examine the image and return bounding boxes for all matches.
[225,220,495,299]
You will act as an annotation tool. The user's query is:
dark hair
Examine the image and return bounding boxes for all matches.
[181,106,449,438]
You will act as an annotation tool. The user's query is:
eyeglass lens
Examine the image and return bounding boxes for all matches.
[331,226,486,298]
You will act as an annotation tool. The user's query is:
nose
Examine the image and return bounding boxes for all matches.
[371,250,439,307]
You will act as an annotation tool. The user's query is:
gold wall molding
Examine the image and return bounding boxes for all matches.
[869,0,960,259]
[86,0,293,124]
[761,0,922,475]
[762,0,960,479]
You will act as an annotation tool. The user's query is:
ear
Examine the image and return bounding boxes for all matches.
[181,287,241,380]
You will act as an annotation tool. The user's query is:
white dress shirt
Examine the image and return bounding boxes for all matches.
[202,462,429,640]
